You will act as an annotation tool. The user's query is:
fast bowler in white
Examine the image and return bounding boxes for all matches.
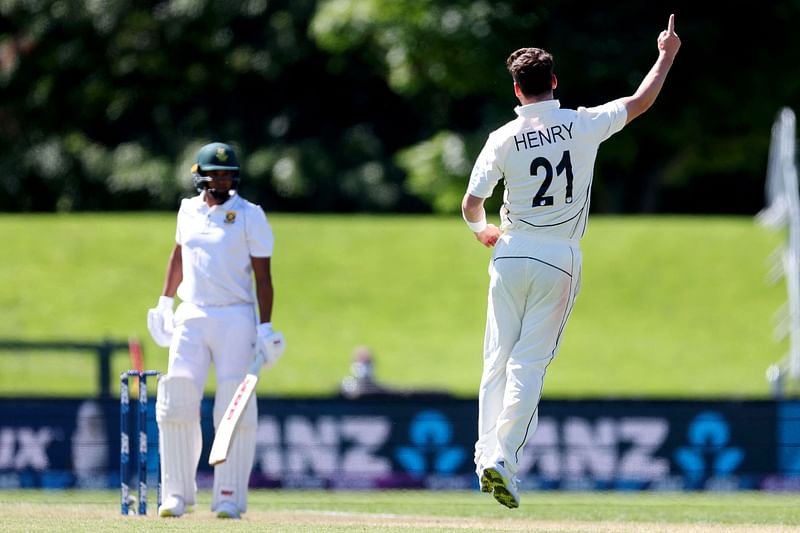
[463,15,681,509]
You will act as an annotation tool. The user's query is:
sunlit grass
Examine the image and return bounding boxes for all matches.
[0,213,785,398]
[0,490,797,532]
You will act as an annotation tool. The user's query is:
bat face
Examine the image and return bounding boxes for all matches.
[224,375,257,421]
[208,373,259,466]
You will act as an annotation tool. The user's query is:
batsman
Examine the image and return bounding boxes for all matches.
[146,142,286,519]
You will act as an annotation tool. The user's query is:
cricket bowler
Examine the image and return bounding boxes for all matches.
[463,15,681,509]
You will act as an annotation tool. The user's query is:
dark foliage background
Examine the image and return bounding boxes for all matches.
[1,0,796,214]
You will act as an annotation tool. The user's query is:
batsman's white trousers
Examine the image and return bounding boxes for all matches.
[167,302,257,390]
[163,302,258,511]
[474,232,581,476]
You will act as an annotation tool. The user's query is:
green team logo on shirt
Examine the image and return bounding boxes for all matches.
[225,211,237,224]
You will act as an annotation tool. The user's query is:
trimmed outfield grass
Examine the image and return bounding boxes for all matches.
[0,213,788,398]
[0,489,798,532]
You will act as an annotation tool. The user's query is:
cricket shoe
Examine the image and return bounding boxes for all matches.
[481,461,520,509]
[216,501,241,519]
[158,495,186,518]
[476,465,491,493]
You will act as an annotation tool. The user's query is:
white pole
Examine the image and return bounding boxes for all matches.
[778,109,800,379]
[759,108,800,392]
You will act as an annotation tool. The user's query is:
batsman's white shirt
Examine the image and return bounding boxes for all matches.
[468,99,627,240]
[169,192,274,388]
[176,192,273,306]
[470,99,626,478]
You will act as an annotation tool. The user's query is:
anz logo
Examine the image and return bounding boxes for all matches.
[395,410,465,476]
[674,411,744,487]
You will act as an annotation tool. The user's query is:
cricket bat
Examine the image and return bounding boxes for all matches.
[208,356,262,466]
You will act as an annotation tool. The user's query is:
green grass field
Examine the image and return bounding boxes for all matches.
[0,489,798,532]
[0,215,797,531]
[0,213,789,398]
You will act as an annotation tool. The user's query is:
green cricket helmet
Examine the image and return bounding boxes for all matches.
[191,142,241,193]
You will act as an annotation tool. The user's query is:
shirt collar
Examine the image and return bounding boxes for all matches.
[514,99,561,118]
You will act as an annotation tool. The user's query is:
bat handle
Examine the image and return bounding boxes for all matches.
[248,351,265,376]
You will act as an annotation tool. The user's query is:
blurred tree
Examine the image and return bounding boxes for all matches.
[311,0,800,214]
[0,0,424,212]
[1,1,798,214]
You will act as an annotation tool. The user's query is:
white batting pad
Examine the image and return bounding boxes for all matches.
[156,376,202,506]
[212,379,257,513]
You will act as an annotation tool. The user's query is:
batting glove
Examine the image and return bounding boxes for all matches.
[255,323,285,370]
[146,296,174,348]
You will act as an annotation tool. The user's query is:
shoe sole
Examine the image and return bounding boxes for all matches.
[481,468,520,509]
[158,504,193,518]
[216,504,241,519]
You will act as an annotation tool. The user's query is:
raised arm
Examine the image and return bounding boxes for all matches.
[620,14,681,124]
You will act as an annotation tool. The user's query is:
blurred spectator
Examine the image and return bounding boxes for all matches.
[340,346,389,398]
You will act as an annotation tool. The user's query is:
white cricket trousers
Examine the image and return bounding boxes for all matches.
[168,302,257,389]
[475,232,582,476]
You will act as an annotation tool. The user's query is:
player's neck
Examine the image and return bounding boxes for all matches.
[204,192,230,207]
[518,92,554,106]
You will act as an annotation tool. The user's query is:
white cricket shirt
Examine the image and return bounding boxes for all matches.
[175,192,274,306]
[468,99,627,240]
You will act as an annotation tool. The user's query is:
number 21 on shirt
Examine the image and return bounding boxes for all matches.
[531,150,573,207]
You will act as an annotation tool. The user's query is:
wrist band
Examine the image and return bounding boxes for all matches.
[464,216,487,233]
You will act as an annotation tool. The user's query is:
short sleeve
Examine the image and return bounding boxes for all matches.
[175,199,188,245]
[577,100,628,144]
[246,204,274,258]
[467,134,504,199]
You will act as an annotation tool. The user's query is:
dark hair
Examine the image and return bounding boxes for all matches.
[506,47,554,97]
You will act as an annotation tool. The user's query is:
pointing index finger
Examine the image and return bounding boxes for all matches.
[667,13,675,33]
